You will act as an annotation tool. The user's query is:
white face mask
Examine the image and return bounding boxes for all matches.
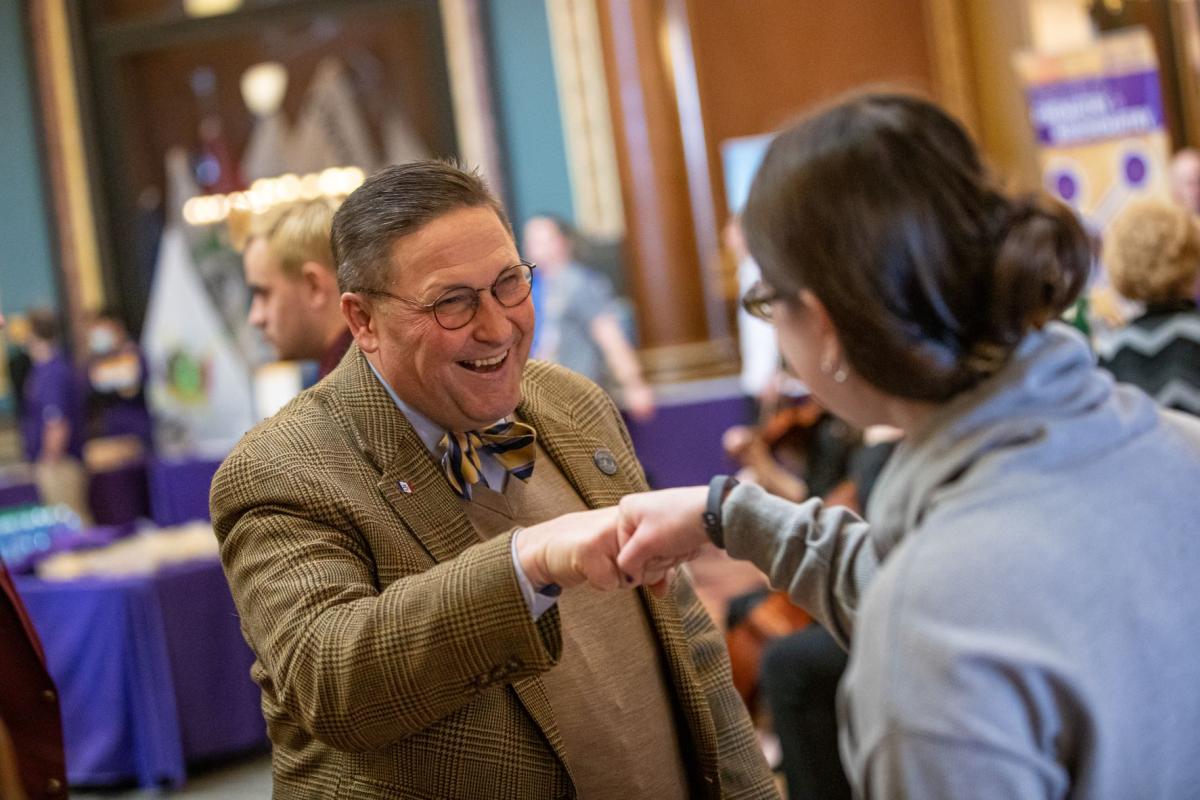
[89,328,117,356]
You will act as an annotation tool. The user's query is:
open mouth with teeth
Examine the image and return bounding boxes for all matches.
[458,350,509,373]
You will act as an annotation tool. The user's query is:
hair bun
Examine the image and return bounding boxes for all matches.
[985,194,1090,348]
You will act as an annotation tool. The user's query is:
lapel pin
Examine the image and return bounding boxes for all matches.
[593,449,618,476]
[397,481,413,494]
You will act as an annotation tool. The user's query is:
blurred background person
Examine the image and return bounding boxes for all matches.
[84,309,152,449]
[1097,199,1200,416]
[5,315,33,422]
[242,198,351,379]
[21,309,90,525]
[522,214,656,421]
[1169,147,1200,217]
[0,309,68,800]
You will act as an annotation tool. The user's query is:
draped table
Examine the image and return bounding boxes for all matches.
[14,557,267,788]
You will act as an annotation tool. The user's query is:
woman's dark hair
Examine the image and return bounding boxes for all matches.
[743,92,1090,402]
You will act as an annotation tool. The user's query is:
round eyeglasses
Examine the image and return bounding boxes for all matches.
[741,280,783,322]
[354,261,536,330]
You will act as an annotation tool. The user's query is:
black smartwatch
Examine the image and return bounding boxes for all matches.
[702,475,739,549]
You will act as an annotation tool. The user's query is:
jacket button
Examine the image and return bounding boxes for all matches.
[45,777,64,794]
[42,689,57,704]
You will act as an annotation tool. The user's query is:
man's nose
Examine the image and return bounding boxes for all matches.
[470,293,511,341]
[248,298,266,328]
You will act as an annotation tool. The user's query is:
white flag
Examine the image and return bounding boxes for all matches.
[141,224,256,459]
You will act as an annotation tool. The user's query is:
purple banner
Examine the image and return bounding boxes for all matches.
[1026,69,1164,147]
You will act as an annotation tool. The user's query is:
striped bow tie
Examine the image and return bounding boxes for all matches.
[439,421,537,500]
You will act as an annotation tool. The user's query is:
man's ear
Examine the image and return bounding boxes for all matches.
[341,293,379,353]
[300,261,337,307]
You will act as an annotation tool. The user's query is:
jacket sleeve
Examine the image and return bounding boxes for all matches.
[670,572,781,799]
[723,482,876,647]
[211,450,563,752]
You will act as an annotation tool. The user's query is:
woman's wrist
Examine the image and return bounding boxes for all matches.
[701,475,740,548]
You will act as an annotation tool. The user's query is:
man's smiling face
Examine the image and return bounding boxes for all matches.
[369,205,534,433]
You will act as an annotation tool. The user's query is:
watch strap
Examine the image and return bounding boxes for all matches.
[703,475,738,548]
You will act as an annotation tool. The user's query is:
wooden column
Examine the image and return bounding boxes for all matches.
[28,0,106,355]
[595,0,736,382]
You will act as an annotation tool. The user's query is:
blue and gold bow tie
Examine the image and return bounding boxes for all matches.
[440,421,537,500]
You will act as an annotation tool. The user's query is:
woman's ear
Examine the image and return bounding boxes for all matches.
[796,289,842,370]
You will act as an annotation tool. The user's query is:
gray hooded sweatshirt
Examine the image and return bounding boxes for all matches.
[721,323,1200,799]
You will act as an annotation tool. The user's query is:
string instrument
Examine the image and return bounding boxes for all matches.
[723,396,862,712]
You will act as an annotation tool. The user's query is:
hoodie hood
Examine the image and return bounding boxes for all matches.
[865,322,1159,557]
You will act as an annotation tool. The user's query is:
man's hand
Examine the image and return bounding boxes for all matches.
[515,506,624,591]
[616,487,709,595]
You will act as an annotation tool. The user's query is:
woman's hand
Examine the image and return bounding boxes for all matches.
[616,487,710,595]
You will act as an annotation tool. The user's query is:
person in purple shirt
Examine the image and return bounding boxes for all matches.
[0,309,69,799]
[21,309,90,524]
[84,309,153,448]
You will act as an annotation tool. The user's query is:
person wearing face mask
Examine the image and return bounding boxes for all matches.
[84,310,153,449]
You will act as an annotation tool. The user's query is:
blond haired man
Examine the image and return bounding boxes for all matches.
[243,199,353,377]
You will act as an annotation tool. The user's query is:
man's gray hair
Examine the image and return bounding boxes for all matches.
[331,160,511,293]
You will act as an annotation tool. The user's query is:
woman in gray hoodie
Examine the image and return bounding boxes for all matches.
[617,93,1200,799]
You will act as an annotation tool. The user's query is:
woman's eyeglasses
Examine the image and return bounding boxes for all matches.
[741,280,782,322]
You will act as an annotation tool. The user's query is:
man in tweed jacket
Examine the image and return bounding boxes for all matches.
[211,161,776,799]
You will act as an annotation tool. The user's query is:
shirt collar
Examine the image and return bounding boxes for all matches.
[366,359,446,454]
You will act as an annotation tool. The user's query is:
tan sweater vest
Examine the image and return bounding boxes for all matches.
[461,444,689,799]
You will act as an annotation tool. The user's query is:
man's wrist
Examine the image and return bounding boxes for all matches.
[702,475,739,549]
[514,526,561,594]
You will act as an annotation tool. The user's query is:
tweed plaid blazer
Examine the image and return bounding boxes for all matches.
[211,347,776,799]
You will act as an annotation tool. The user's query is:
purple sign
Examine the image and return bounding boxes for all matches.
[1026,69,1164,148]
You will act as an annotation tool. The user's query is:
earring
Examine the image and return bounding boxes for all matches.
[821,355,848,383]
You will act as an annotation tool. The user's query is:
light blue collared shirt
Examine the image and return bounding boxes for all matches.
[367,360,557,620]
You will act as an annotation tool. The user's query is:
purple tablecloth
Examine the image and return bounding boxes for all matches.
[625,394,753,488]
[147,457,223,527]
[0,478,39,509]
[88,461,151,525]
[14,558,266,788]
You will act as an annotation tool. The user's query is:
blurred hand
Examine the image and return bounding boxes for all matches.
[515,506,624,592]
[624,382,656,422]
[616,487,709,595]
[721,425,757,463]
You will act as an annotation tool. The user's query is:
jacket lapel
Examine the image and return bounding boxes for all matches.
[329,347,480,566]
[516,379,639,507]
